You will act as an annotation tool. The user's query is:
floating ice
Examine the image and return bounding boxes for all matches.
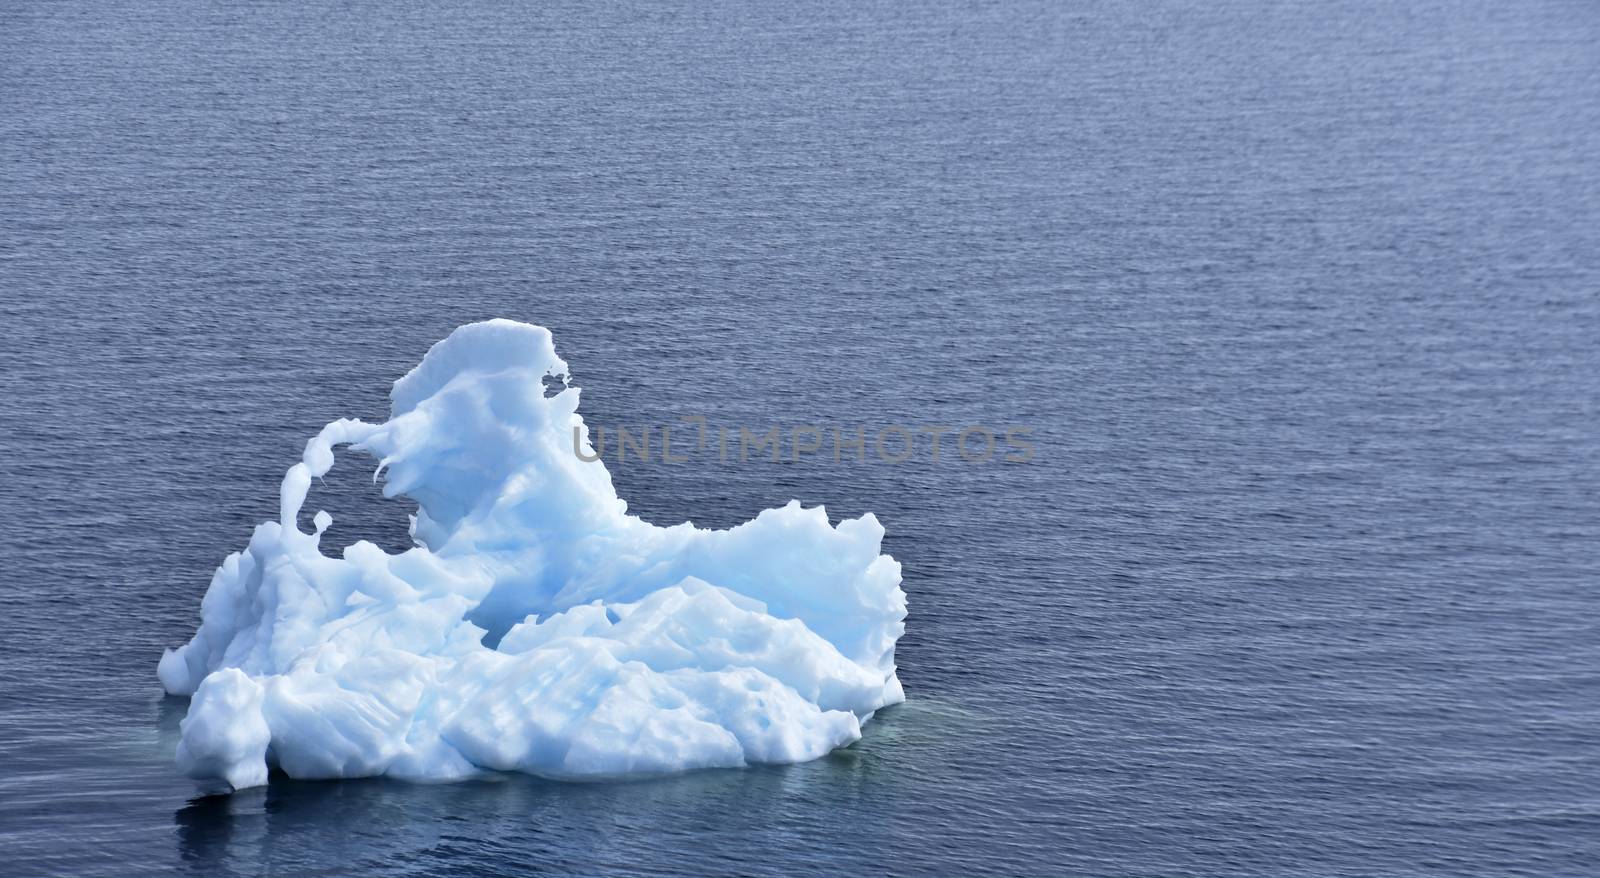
[158,320,906,789]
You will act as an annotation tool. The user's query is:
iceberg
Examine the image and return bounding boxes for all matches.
[158,320,906,789]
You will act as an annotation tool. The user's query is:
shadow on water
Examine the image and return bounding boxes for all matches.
[156,695,188,736]
[175,792,250,866]
[168,701,952,875]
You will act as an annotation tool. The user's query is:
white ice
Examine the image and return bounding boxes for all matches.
[158,320,906,789]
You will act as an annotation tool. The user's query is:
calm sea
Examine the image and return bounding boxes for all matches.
[3,0,1599,875]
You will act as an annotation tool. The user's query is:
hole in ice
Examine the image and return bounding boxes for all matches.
[296,451,418,556]
[540,372,567,398]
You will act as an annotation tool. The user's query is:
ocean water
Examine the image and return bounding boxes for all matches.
[3,0,1599,875]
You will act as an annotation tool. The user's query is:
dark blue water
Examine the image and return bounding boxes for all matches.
[4,0,1599,875]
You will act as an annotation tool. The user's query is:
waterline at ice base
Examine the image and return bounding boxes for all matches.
[157,319,907,791]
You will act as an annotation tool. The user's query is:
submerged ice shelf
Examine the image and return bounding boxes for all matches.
[157,320,906,790]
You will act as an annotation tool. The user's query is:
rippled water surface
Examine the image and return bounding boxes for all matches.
[3,0,1599,875]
